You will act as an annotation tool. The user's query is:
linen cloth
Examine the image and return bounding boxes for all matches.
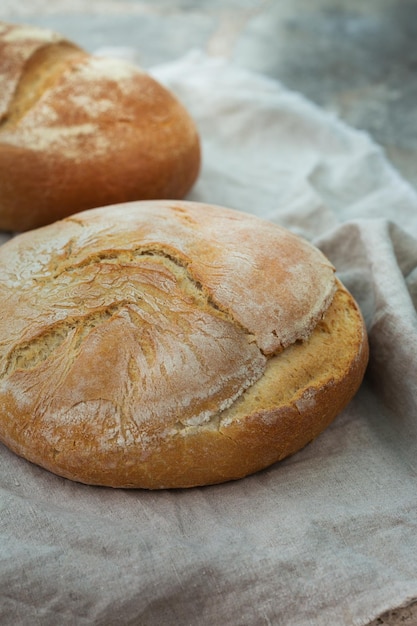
[1,51,417,626]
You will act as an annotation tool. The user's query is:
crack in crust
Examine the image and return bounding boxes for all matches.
[2,301,129,377]
[0,40,84,130]
[2,249,260,380]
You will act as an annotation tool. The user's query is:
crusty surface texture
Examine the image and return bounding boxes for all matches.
[0,22,201,232]
[0,200,368,488]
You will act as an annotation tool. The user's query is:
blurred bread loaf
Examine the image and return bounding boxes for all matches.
[0,201,368,489]
[0,22,200,231]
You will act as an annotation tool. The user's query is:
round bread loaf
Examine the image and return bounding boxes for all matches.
[0,201,368,488]
[0,22,200,232]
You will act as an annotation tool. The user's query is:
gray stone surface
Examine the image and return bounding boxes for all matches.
[1,2,416,623]
[233,1,417,192]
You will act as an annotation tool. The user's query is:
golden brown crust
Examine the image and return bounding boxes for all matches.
[0,201,368,488]
[0,22,201,232]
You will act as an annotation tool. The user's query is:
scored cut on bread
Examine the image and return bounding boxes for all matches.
[0,201,368,488]
[0,22,201,232]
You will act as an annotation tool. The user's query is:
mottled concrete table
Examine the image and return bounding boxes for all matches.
[1,1,416,624]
